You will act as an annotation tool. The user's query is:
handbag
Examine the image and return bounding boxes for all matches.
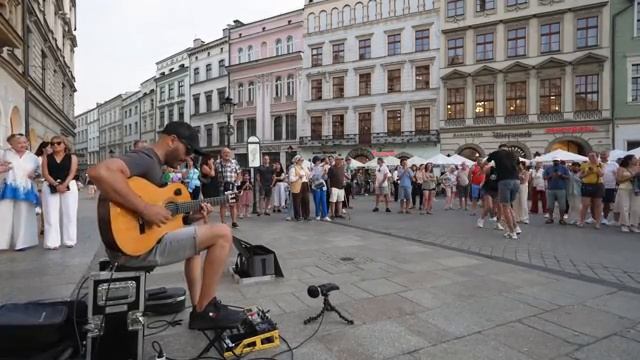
[48,180,69,194]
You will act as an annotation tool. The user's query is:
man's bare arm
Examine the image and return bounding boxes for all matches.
[87,158,147,214]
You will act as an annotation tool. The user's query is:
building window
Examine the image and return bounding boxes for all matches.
[475,84,495,117]
[311,47,322,67]
[387,69,401,93]
[507,28,527,57]
[476,0,495,12]
[286,115,297,140]
[168,107,174,122]
[447,0,464,17]
[311,79,323,100]
[447,88,465,119]
[178,80,185,96]
[275,77,283,98]
[237,48,244,63]
[218,60,226,76]
[332,114,345,138]
[286,36,294,53]
[168,83,175,98]
[237,83,244,104]
[274,116,283,141]
[205,64,212,79]
[286,75,295,97]
[333,77,345,98]
[311,116,323,140]
[475,33,494,62]
[217,89,226,110]
[447,37,464,65]
[276,39,283,56]
[507,0,527,6]
[193,95,200,114]
[248,82,255,103]
[506,81,527,115]
[575,74,599,111]
[387,110,402,136]
[178,105,184,121]
[41,50,47,91]
[160,86,166,101]
[248,119,256,139]
[415,65,430,89]
[205,93,212,112]
[359,39,371,60]
[247,45,254,61]
[539,78,562,113]
[236,119,245,143]
[359,73,371,96]
[636,0,640,36]
[387,34,401,56]
[206,125,213,146]
[415,108,430,133]
[415,29,430,52]
[540,22,561,54]
[632,64,640,103]
[332,43,344,64]
[577,16,598,49]
[193,68,200,82]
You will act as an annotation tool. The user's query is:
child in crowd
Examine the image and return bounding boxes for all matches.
[237,172,253,218]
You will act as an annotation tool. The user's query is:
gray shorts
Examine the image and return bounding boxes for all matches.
[498,179,520,204]
[376,186,389,195]
[398,186,412,202]
[107,226,198,267]
[547,189,567,212]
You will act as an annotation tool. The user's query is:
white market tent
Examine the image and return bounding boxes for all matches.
[408,156,429,166]
[533,149,588,163]
[628,147,640,157]
[609,149,627,161]
[449,154,475,166]
[348,158,366,168]
[425,154,458,165]
[383,156,401,166]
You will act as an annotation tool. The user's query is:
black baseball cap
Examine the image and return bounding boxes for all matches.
[159,122,204,156]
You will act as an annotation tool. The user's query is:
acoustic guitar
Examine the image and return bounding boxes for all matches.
[98,176,236,256]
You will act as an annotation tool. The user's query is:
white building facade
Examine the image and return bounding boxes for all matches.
[299,0,441,163]
[122,90,141,152]
[155,48,190,135]
[188,36,228,150]
[439,0,612,159]
[139,77,156,144]
[87,107,99,166]
[98,94,126,160]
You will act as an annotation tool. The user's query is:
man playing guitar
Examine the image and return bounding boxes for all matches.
[88,122,244,330]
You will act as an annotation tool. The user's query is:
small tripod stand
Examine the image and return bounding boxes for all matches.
[303,295,354,325]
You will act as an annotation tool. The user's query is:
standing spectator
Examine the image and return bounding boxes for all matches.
[469,158,485,216]
[373,158,392,212]
[256,155,274,216]
[601,151,619,226]
[422,163,437,215]
[397,159,414,214]
[328,157,346,219]
[343,158,354,208]
[237,172,253,219]
[199,154,219,200]
[578,152,604,229]
[614,155,639,232]
[410,164,421,210]
[514,161,530,224]
[42,135,78,249]
[487,145,521,239]
[310,156,329,221]
[456,163,470,211]
[34,141,52,233]
[184,157,201,200]
[477,163,500,229]
[0,134,40,250]
[543,158,570,224]
[530,162,546,215]
[289,155,310,221]
[567,162,583,225]
[215,148,241,228]
[272,161,287,212]
[392,166,399,202]
[440,166,457,210]
[133,139,148,150]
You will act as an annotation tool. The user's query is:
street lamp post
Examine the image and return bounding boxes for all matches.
[223,96,236,148]
[247,136,261,214]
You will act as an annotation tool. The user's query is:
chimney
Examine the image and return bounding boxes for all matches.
[193,38,204,47]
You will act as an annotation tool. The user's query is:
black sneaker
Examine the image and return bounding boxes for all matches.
[385,208,391,213]
[232,222,239,228]
[372,207,379,212]
[189,298,245,330]
[264,212,271,216]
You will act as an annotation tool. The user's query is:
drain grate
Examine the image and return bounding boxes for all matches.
[339,257,354,262]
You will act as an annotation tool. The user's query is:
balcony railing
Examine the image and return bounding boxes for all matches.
[443,119,466,128]
[505,114,529,124]
[574,110,602,121]
[538,112,564,122]
[299,130,440,146]
[246,100,254,107]
[273,97,282,104]
[473,116,496,126]
[285,95,295,103]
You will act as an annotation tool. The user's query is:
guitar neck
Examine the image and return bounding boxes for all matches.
[168,196,228,215]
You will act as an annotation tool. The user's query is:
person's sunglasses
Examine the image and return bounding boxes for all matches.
[52,141,63,146]
[175,136,193,156]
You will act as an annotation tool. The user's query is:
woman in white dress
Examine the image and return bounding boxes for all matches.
[0,134,40,250]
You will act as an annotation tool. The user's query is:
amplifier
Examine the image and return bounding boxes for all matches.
[86,270,145,360]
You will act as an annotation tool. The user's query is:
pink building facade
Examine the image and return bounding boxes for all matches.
[227,9,304,166]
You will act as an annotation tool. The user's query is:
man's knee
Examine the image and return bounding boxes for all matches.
[199,223,232,247]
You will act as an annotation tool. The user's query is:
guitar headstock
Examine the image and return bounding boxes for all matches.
[224,191,238,204]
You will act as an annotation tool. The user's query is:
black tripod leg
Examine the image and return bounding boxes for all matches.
[326,302,354,325]
[303,307,326,325]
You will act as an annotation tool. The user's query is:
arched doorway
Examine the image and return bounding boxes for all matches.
[547,137,590,156]
[347,148,374,164]
[499,142,531,159]
[456,144,485,160]
[10,106,22,134]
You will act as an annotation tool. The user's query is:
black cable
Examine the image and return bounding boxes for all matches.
[145,313,183,337]
[151,340,223,360]
[93,263,116,357]
[73,275,90,355]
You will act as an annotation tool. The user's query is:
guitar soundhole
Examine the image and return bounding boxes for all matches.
[138,217,146,235]
[174,188,182,196]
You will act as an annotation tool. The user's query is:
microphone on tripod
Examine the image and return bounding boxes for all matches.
[307,283,339,298]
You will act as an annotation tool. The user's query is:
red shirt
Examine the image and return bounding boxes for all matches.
[470,165,485,186]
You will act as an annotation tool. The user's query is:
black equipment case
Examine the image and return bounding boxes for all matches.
[145,287,186,315]
[233,237,284,278]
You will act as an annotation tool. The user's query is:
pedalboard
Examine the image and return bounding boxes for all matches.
[219,306,280,358]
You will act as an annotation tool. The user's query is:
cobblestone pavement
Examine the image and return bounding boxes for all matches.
[332,196,640,292]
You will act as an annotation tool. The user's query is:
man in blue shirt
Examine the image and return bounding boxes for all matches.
[397,159,414,214]
[543,157,570,224]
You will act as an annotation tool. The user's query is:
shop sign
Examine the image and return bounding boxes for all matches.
[372,151,396,157]
[452,133,483,138]
[492,131,532,139]
[347,148,374,159]
[312,150,337,155]
[545,126,597,134]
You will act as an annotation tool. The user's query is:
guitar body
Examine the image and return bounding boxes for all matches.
[98,177,191,256]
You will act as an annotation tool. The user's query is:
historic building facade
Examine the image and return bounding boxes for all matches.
[98,94,126,160]
[73,106,89,169]
[612,0,640,150]
[85,106,99,166]
[227,10,304,167]
[439,0,612,159]
[298,0,441,163]
[122,90,141,152]
[188,36,228,151]
[155,48,190,137]
[139,77,156,144]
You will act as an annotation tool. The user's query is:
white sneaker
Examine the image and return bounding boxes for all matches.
[489,217,497,222]
[608,221,619,227]
[563,214,568,220]
[285,217,292,221]
[342,209,347,214]
[323,217,332,222]
[477,218,485,228]
[515,226,522,235]
[601,218,609,225]
[316,216,321,221]
[544,213,550,219]
[495,223,504,231]
[585,217,595,224]
[630,226,640,233]
[621,226,630,233]
[510,233,519,240]
[522,220,529,224]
